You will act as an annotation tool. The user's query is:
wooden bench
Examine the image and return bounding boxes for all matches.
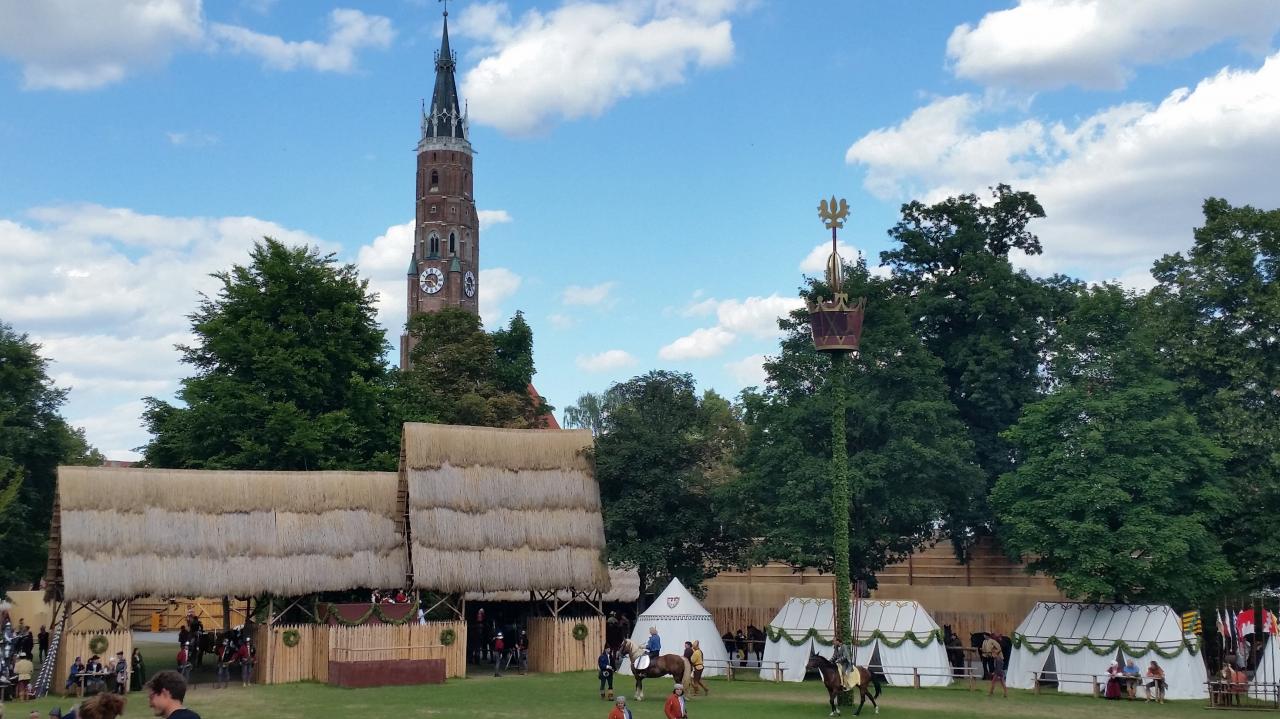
[1031,671,1103,697]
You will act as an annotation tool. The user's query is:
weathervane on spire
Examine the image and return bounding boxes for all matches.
[439,0,450,17]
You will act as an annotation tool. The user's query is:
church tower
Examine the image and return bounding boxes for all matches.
[401,10,478,369]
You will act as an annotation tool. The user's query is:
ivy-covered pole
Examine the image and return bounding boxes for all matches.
[808,196,866,648]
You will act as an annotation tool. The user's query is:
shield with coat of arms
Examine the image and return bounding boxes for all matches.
[666,596,680,610]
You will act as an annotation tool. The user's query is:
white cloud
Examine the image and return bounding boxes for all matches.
[0,0,204,90]
[0,204,333,460]
[575,349,637,372]
[845,51,1280,283]
[480,267,522,326]
[658,326,735,361]
[562,281,617,306]
[724,353,768,388]
[166,130,218,147]
[714,295,803,339]
[477,209,513,229]
[547,313,576,330]
[947,0,1280,90]
[210,8,393,73]
[800,240,861,274]
[457,0,739,135]
[356,220,415,339]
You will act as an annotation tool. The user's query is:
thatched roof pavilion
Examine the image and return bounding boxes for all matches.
[402,423,611,595]
[54,466,407,601]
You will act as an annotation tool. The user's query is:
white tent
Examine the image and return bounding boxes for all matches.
[1006,602,1207,700]
[618,577,731,677]
[761,597,952,686]
[1253,634,1279,699]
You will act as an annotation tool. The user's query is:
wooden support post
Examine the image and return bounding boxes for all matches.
[1034,673,1041,695]
[1092,676,1100,698]
[913,667,920,689]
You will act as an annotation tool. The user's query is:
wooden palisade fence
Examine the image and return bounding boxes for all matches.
[55,631,134,695]
[254,622,467,685]
[527,616,605,674]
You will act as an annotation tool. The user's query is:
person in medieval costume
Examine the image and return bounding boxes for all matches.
[831,638,854,692]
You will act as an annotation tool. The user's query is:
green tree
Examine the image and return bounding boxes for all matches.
[594,371,736,595]
[881,185,1066,530]
[992,285,1234,605]
[0,322,104,588]
[398,308,546,427]
[562,391,617,437]
[141,239,398,470]
[730,261,984,582]
[1147,198,1280,590]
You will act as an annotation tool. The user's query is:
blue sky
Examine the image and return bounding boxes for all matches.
[2,1,1279,459]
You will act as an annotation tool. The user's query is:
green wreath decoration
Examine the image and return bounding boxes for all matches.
[281,629,301,648]
[88,634,109,655]
[572,623,590,641]
[765,626,942,649]
[439,628,457,646]
[1011,632,1199,659]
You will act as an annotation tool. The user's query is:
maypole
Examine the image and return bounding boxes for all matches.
[808,197,866,649]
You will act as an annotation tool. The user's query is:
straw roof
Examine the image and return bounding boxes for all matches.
[465,565,639,603]
[56,466,407,601]
[403,423,611,594]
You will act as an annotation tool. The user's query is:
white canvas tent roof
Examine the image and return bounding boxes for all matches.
[618,577,731,677]
[761,597,952,685]
[1006,602,1207,700]
[1253,634,1279,699]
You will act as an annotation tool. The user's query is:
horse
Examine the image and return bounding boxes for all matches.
[806,652,882,717]
[617,638,691,702]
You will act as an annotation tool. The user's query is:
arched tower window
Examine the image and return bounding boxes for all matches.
[429,233,440,257]
[429,170,439,192]
[449,232,457,256]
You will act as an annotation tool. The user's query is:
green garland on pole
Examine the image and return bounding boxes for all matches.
[1011,633,1199,659]
[830,350,852,645]
[765,625,941,649]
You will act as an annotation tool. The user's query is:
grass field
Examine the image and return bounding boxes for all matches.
[10,642,1208,719]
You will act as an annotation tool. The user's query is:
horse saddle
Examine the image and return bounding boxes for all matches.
[634,655,651,671]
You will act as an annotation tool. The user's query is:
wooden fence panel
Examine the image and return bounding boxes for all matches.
[55,630,134,695]
[711,607,778,638]
[327,622,466,679]
[256,624,329,684]
[929,611,1018,644]
[527,616,603,674]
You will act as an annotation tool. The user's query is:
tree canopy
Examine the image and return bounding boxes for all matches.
[0,322,103,589]
[141,238,397,470]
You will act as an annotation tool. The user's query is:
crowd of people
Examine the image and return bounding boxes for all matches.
[0,617,50,702]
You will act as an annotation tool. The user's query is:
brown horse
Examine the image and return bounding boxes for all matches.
[806,652,882,716]
[618,638,691,701]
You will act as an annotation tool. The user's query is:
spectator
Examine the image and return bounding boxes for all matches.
[14,654,33,701]
[77,693,125,719]
[111,653,127,695]
[515,631,528,675]
[682,642,693,661]
[607,696,633,719]
[1121,658,1141,699]
[235,639,254,687]
[145,670,200,719]
[36,629,48,665]
[983,634,1006,698]
[129,650,145,693]
[1144,660,1166,704]
[664,684,687,719]
[598,646,614,700]
[65,657,84,693]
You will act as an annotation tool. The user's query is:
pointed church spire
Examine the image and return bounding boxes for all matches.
[423,10,466,141]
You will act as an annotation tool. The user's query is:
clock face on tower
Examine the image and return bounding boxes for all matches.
[464,271,476,298]
[419,266,445,294]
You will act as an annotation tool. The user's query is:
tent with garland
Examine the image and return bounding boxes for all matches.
[617,577,731,677]
[1006,602,1207,700]
[761,597,951,685]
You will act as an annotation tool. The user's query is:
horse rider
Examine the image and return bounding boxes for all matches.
[832,638,854,691]
[646,627,661,661]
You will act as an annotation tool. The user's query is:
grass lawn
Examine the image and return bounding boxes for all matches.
[15,644,1208,719]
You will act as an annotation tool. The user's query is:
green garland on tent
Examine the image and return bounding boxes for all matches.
[318,599,422,627]
[1011,633,1200,659]
[765,625,942,649]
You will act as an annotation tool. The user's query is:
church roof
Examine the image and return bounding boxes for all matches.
[423,14,466,141]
